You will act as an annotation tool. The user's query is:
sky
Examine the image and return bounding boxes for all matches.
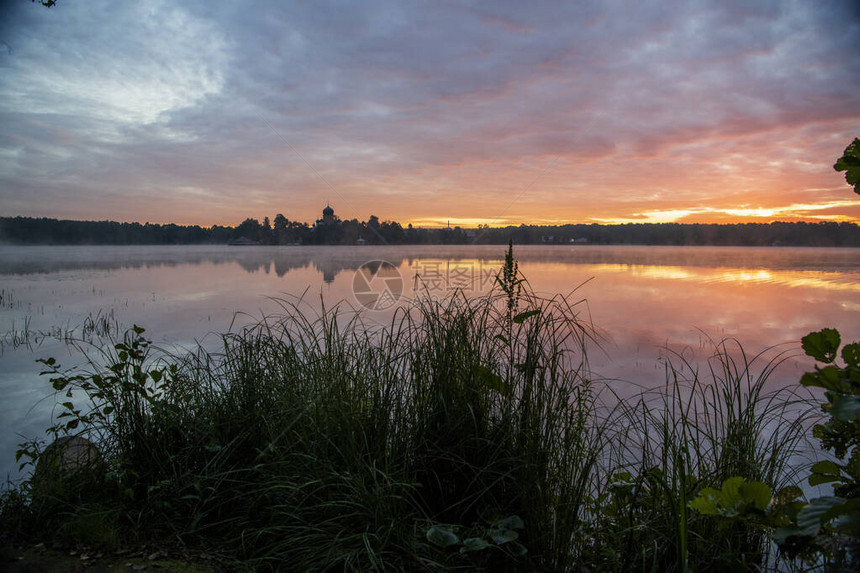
[1,1,859,228]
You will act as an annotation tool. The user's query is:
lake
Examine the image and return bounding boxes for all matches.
[1,244,859,481]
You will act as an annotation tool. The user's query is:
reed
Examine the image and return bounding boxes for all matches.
[589,340,816,572]
[0,258,818,572]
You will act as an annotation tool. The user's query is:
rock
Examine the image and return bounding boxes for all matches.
[32,436,102,485]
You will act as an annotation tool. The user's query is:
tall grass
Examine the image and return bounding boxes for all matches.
[155,286,604,570]
[590,340,816,572]
[0,264,818,572]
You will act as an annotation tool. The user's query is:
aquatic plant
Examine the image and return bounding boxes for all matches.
[595,340,814,572]
[0,251,820,572]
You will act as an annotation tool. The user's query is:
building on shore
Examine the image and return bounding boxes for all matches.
[322,205,335,225]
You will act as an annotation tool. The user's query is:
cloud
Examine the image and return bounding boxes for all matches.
[0,0,858,225]
[1,2,227,126]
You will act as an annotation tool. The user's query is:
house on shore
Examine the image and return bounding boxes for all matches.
[228,236,260,246]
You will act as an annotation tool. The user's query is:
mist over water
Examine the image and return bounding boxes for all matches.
[1,244,859,481]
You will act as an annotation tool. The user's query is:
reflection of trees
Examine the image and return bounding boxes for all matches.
[1,245,858,279]
[0,246,410,278]
[274,257,308,278]
[0,247,240,275]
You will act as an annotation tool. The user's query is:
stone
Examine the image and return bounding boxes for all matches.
[32,435,102,483]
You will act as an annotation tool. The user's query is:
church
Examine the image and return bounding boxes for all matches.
[322,205,335,225]
[315,204,336,227]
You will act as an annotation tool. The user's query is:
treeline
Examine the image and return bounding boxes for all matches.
[2,215,860,247]
[493,221,860,247]
[0,217,235,245]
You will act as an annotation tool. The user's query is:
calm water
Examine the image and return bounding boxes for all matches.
[1,244,859,481]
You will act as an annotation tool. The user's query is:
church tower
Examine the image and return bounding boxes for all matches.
[322,204,335,225]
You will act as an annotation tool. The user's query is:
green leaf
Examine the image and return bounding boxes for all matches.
[833,499,860,536]
[51,378,69,391]
[689,490,720,515]
[811,460,842,477]
[513,309,541,324]
[796,496,847,536]
[508,541,528,557]
[846,450,860,480]
[690,478,772,515]
[739,481,772,511]
[150,369,163,383]
[773,526,805,545]
[773,500,807,524]
[841,342,860,368]
[802,328,841,363]
[774,486,803,505]
[487,528,518,545]
[801,366,845,392]
[494,515,525,530]
[808,473,842,487]
[834,137,860,194]
[831,395,860,422]
[646,466,665,484]
[717,476,745,509]
[474,364,512,396]
[426,525,459,548]
[460,537,491,553]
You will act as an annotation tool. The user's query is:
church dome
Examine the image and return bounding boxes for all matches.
[323,205,334,216]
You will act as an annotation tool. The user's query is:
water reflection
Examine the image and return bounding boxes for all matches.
[583,264,860,293]
[2,244,858,276]
[1,244,859,482]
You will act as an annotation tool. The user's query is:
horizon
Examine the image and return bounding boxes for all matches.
[6,212,860,232]
[1,2,859,227]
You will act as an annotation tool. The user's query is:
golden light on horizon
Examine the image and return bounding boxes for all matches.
[406,217,505,229]
[587,200,860,227]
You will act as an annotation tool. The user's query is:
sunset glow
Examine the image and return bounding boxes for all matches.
[0,2,858,227]
[593,200,860,225]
